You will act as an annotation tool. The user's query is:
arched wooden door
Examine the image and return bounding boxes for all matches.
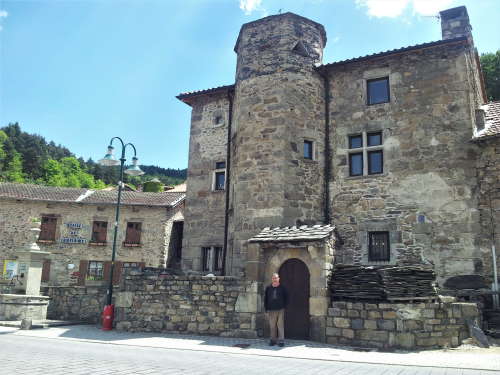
[279,258,310,340]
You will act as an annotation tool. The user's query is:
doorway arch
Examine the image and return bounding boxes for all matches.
[279,258,310,340]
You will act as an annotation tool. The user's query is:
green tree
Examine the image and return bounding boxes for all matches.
[481,51,500,101]
[5,151,25,182]
[0,130,7,173]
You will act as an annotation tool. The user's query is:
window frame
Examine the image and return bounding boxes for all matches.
[213,161,226,191]
[303,140,314,160]
[90,220,108,244]
[201,246,224,273]
[367,77,390,105]
[124,222,142,246]
[347,131,384,177]
[38,215,58,242]
[368,231,390,262]
[86,260,104,281]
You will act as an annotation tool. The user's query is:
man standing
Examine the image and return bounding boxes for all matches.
[264,272,288,347]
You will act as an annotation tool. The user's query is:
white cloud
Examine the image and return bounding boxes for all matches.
[0,10,8,18]
[239,0,263,15]
[356,0,453,18]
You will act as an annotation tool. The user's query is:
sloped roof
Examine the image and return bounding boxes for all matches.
[249,224,335,243]
[317,36,468,70]
[176,84,234,105]
[0,183,185,207]
[474,101,500,141]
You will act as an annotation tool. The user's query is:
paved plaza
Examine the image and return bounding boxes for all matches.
[0,324,499,374]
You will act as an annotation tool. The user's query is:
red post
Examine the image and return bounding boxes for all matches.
[102,304,114,331]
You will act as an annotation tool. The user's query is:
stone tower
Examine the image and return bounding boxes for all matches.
[227,13,328,275]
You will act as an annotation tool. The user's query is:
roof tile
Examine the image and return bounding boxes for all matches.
[249,224,335,243]
[474,101,500,140]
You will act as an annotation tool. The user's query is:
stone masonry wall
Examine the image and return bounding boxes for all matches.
[0,199,172,286]
[47,271,260,338]
[326,300,480,349]
[476,138,500,284]
[182,92,229,273]
[328,40,484,284]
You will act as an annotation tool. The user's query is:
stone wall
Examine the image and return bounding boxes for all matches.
[182,92,229,273]
[476,138,500,285]
[326,300,480,349]
[0,199,176,286]
[47,270,260,337]
[328,40,484,284]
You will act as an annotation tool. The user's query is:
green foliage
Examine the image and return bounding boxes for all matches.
[143,180,164,192]
[0,123,186,189]
[481,51,500,101]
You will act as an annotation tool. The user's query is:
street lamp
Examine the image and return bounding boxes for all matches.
[98,137,144,330]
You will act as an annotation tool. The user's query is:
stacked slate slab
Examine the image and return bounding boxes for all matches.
[329,265,436,301]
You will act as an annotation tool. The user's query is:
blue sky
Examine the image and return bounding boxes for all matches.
[1,0,499,169]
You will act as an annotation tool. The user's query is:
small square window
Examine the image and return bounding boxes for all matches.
[303,140,313,159]
[349,135,362,149]
[125,222,142,245]
[368,150,383,175]
[215,161,226,169]
[368,232,390,262]
[367,132,382,147]
[349,153,363,176]
[87,261,104,280]
[215,172,225,190]
[214,115,223,125]
[367,77,389,105]
[91,221,107,243]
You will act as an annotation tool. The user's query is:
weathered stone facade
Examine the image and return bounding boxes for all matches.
[176,6,499,343]
[0,184,185,287]
[47,270,260,338]
[326,300,480,349]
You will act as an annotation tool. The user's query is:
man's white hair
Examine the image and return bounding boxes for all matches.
[272,273,279,277]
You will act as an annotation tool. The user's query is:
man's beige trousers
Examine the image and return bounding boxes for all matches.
[267,309,285,342]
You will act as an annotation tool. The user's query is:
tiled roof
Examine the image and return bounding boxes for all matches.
[176,84,235,104]
[0,183,185,207]
[474,101,500,141]
[249,224,335,243]
[317,37,468,70]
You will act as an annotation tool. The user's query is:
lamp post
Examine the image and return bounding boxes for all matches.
[98,137,144,330]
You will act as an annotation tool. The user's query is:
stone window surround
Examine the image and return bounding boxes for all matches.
[358,220,399,265]
[303,138,316,161]
[212,162,226,191]
[201,246,223,273]
[212,110,226,128]
[346,131,384,178]
[361,68,393,107]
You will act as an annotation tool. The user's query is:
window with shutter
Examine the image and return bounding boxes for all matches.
[124,222,142,246]
[41,260,51,282]
[38,216,57,242]
[86,261,104,280]
[91,221,108,244]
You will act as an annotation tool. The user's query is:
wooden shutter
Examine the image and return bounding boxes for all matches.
[41,260,51,282]
[139,262,145,269]
[39,216,57,241]
[78,260,88,286]
[112,261,123,285]
[125,222,142,244]
[92,221,108,243]
[103,261,112,282]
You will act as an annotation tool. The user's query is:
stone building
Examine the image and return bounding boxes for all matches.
[0,182,185,287]
[177,6,499,341]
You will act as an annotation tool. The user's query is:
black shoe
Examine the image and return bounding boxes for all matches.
[269,341,276,346]
[278,342,285,347]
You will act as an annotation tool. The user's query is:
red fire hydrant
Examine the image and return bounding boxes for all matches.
[102,304,114,331]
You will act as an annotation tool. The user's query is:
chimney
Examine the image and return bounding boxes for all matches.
[439,6,472,40]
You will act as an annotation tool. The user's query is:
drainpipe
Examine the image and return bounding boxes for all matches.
[318,68,331,224]
[488,191,499,309]
[222,89,234,276]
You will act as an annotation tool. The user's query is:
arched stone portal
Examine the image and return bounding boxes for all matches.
[279,258,310,339]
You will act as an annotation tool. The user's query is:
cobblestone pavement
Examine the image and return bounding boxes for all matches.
[0,325,499,374]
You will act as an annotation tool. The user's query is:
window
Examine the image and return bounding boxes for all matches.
[201,246,224,273]
[348,131,383,177]
[214,115,223,126]
[124,222,142,246]
[38,216,57,242]
[91,221,107,243]
[87,261,104,280]
[213,161,226,191]
[367,77,389,105]
[303,140,314,160]
[368,232,390,262]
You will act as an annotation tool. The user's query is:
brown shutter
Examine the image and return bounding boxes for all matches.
[78,260,88,286]
[112,261,123,285]
[139,262,145,269]
[41,260,51,282]
[40,216,57,241]
[125,222,142,244]
[103,261,112,283]
[98,221,108,242]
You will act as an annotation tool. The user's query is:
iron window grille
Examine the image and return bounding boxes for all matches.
[368,231,390,262]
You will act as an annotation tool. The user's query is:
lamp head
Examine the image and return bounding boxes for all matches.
[125,157,145,176]
[98,145,120,166]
